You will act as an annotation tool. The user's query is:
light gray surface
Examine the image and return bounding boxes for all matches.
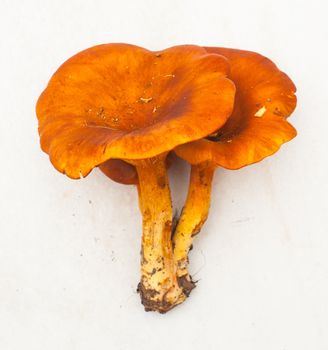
[0,0,327,349]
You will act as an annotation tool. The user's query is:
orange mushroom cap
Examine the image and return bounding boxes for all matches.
[175,47,297,169]
[99,159,138,185]
[99,153,177,185]
[36,44,235,179]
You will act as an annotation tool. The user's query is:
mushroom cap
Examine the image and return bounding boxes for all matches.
[99,152,176,185]
[99,159,138,185]
[37,44,235,179]
[175,47,297,169]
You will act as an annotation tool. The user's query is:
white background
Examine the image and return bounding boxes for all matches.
[1,0,328,349]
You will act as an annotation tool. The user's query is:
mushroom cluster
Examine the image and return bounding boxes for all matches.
[36,44,297,313]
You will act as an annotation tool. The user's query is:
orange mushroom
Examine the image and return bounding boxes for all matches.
[36,44,235,312]
[173,47,297,286]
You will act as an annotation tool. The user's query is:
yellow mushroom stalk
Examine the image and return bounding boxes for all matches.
[130,156,185,312]
[173,162,216,286]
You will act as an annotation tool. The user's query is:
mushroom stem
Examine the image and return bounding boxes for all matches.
[173,162,216,291]
[131,155,186,313]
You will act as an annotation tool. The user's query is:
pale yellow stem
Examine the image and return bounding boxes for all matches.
[131,155,186,313]
[173,162,215,291]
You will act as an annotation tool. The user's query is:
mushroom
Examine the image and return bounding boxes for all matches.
[173,47,297,286]
[36,44,236,313]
